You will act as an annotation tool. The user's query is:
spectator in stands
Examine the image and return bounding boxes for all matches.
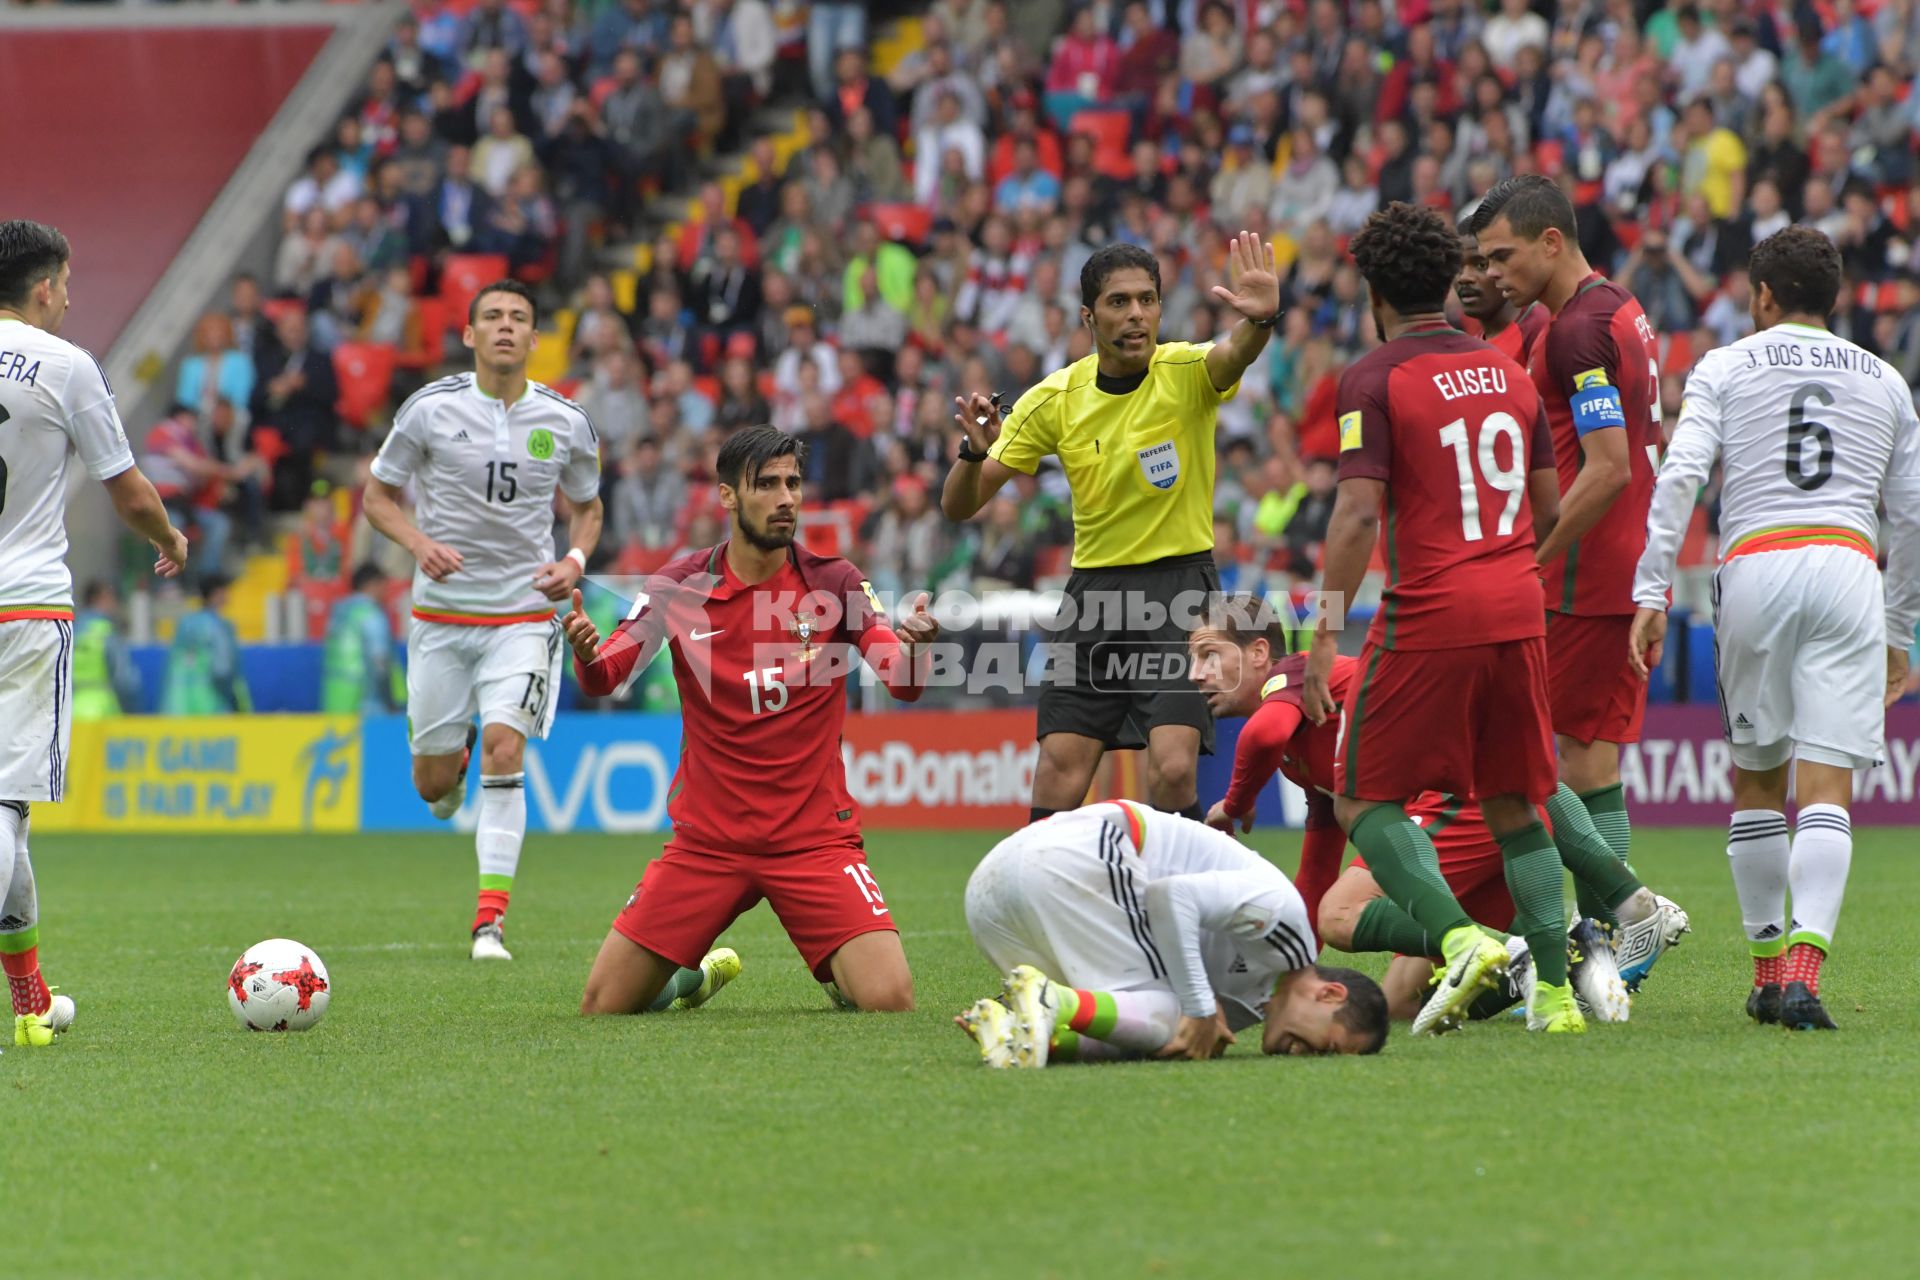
[689,223,762,352]
[340,195,406,274]
[864,474,953,599]
[431,144,489,252]
[797,390,867,501]
[844,106,912,206]
[1782,16,1855,119]
[1619,226,1706,333]
[1045,5,1119,127]
[714,351,771,433]
[358,264,418,354]
[967,492,1035,592]
[472,106,536,198]
[320,563,397,715]
[735,139,787,237]
[284,146,360,231]
[161,576,250,715]
[602,51,681,234]
[587,0,662,78]
[801,145,857,235]
[660,11,727,147]
[176,313,256,433]
[1482,0,1548,72]
[613,434,687,551]
[994,137,1062,215]
[306,242,365,352]
[462,0,528,64]
[580,344,650,472]
[1679,98,1747,221]
[1850,65,1913,186]
[287,482,349,638]
[479,165,559,272]
[1180,2,1239,88]
[144,405,232,588]
[252,308,338,509]
[275,209,340,296]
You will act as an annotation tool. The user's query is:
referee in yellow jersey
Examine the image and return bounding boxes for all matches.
[943,232,1281,822]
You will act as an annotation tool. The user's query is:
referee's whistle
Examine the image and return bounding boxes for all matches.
[976,391,1006,428]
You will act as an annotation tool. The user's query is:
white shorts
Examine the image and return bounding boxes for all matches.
[963,808,1168,992]
[406,618,563,756]
[1712,544,1885,771]
[0,618,72,803]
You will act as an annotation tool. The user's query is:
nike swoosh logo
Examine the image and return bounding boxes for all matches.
[689,627,724,640]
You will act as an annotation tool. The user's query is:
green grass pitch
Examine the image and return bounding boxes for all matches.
[13,826,1919,1278]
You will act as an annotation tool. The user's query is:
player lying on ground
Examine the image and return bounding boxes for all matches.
[1471,176,1665,960]
[1630,227,1920,1031]
[568,425,938,1015]
[0,221,190,1047]
[1190,594,1691,1026]
[1303,203,1686,1035]
[956,802,1389,1065]
[365,279,605,961]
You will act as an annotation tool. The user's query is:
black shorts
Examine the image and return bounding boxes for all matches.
[1035,551,1218,754]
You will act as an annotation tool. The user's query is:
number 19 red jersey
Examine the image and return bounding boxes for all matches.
[1336,321,1553,651]
[1529,274,1662,616]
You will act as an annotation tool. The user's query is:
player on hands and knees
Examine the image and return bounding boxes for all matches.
[958,803,1389,1065]
[570,425,938,1016]
[1631,227,1920,1030]
[1304,202,1584,1034]
[1455,214,1547,364]
[0,220,190,1045]
[364,280,604,961]
[943,234,1278,827]
[1190,595,1632,1023]
[1470,175,1690,990]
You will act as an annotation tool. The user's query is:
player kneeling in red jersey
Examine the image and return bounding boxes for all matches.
[568,426,938,1014]
[1192,595,1625,1023]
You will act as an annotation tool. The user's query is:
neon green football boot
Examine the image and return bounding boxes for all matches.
[671,948,742,1010]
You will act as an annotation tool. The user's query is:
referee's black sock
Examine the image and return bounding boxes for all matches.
[1162,802,1205,823]
[1029,806,1059,823]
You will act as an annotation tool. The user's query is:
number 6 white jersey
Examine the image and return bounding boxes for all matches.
[1634,323,1920,647]
[0,319,137,618]
[370,373,600,624]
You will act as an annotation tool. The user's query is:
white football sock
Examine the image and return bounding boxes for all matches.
[476,773,526,887]
[0,802,22,909]
[1727,809,1791,945]
[1788,803,1852,950]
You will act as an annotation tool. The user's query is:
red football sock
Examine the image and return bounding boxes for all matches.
[2,947,50,1016]
[1786,942,1825,995]
[472,890,511,933]
[1754,952,1784,988]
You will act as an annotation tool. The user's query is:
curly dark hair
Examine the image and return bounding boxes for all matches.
[1467,173,1577,240]
[1349,202,1463,315]
[1748,226,1841,318]
[1079,242,1162,309]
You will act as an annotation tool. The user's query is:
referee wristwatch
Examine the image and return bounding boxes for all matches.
[1250,307,1282,329]
[957,438,990,463]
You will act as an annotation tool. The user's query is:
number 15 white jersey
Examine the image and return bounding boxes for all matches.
[0,318,137,618]
[1634,322,1920,647]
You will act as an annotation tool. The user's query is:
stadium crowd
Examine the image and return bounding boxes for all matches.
[151,0,1920,637]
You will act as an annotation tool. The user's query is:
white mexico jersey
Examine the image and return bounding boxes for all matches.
[371,373,600,622]
[0,318,137,619]
[1635,322,1920,645]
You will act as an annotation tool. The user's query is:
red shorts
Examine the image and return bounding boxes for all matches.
[1336,637,1557,806]
[1546,612,1647,745]
[611,842,898,980]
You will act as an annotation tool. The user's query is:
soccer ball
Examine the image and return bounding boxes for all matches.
[227,938,331,1032]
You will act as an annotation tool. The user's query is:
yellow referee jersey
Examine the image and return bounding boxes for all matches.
[988,341,1239,569]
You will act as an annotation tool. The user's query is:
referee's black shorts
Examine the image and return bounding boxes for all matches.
[1035,551,1218,754]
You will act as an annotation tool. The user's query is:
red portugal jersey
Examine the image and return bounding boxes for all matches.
[1529,273,1662,616]
[1219,652,1355,818]
[575,541,925,854]
[1335,321,1553,650]
[1463,303,1549,367]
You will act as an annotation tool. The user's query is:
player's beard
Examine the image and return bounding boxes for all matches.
[737,508,796,552]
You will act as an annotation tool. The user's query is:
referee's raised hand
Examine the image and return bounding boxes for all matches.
[952,391,1003,455]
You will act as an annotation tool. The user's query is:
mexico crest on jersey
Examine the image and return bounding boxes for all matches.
[1136,440,1179,489]
[527,427,555,459]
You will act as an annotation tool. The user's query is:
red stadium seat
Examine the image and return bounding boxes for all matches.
[440,254,510,327]
[333,342,397,429]
[867,203,932,246]
[396,297,447,372]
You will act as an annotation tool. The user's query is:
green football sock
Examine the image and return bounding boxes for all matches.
[1347,804,1475,941]
[1581,782,1632,866]
[646,966,705,1012]
[1546,783,1642,928]
[1350,896,1436,957]
[1498,820,1569,987]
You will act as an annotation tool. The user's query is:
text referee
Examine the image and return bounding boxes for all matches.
[943,232,1280,821]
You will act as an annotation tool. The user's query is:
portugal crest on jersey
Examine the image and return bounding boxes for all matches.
[792,614,819,663]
